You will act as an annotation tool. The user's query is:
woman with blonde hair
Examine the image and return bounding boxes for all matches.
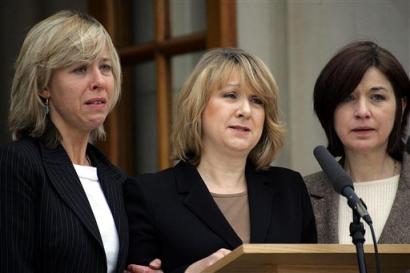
[0,10,158,273]
[125,48,317,273]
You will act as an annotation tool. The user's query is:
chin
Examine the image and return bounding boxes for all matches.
[89,115,107,125]
[226,145,254,155]
[86,121,105,131]
[348,144,382,153]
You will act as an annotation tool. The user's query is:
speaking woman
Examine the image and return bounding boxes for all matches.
[125,48,317,273]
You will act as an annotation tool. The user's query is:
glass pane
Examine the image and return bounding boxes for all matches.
[133,61,157,174]
[131,0,155,44]
[171,51,204,121]
[170,0,207,37]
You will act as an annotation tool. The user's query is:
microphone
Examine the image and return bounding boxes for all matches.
[313,145,372,225]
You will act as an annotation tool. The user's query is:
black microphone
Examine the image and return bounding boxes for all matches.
[313,145,372,225]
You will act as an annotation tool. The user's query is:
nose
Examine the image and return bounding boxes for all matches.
[354,97,371,119]
[236,97,251,118]
[90,66,104,90]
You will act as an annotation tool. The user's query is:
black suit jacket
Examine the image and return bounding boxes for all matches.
[0,137,129,273]
[125,161,316,273]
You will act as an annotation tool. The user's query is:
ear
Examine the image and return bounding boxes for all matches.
[39,88,50,99]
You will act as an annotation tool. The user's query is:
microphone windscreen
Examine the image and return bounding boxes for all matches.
[313,145,353,194]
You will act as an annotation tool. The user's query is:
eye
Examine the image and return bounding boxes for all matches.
[222,92,238,99]
[100,63,112,73]
[72,65,87,74]
[370,94,386,102]
[249,95,264,106]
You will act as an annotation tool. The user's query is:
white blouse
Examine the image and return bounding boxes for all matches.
[338,175,399,244]
[73,164,119,273]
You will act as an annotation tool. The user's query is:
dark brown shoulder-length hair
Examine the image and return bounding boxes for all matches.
[313,41,410,161]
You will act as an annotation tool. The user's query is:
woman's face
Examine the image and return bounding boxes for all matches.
[201,70,265,157]
[334,67,398,155]
[42,47,114,137]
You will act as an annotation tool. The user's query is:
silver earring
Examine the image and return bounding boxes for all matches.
[44,98,49,115]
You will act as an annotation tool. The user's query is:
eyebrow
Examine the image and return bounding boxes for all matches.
[369,86,388,92]
[224,83,240,88]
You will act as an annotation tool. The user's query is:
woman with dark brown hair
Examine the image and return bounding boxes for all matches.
[305,41,410,244]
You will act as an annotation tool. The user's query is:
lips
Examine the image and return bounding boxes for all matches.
[229,125,251,132]
[85,98,106,105]
[351,126,375,134]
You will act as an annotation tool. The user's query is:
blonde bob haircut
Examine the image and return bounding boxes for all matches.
[9,10,121,146]
[172,48,284,170]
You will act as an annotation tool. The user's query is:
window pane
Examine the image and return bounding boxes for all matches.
[133,61,157,174]
[171,51,204,120]
[170,0,207,37]
[131,0,155,44]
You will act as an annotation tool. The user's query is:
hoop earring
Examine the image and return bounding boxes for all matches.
[44,98,49,115]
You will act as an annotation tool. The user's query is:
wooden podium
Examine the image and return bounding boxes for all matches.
[203,244,410,273]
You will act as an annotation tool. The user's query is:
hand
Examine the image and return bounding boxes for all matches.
[126,259,162,273]
[185,248,231,273]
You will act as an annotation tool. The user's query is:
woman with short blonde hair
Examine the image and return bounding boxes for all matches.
[126,48,316,273]
[172,48,284,169]
[9,10,121,146]
[0,10,158,273]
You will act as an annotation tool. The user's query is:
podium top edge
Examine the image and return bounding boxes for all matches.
[238,244,410,254]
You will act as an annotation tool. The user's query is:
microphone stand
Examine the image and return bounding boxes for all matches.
[349,209,368,273]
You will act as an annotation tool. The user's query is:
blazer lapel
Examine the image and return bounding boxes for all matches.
[40,144,103,247]
[246,165,274,243]
[379,152,410,243]
[88,145,129,270]
[175,161,242,248]
[307,172,339,243]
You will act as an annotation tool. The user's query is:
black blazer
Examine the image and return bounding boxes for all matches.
[0,137,129,273]
[125,161,316,273]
